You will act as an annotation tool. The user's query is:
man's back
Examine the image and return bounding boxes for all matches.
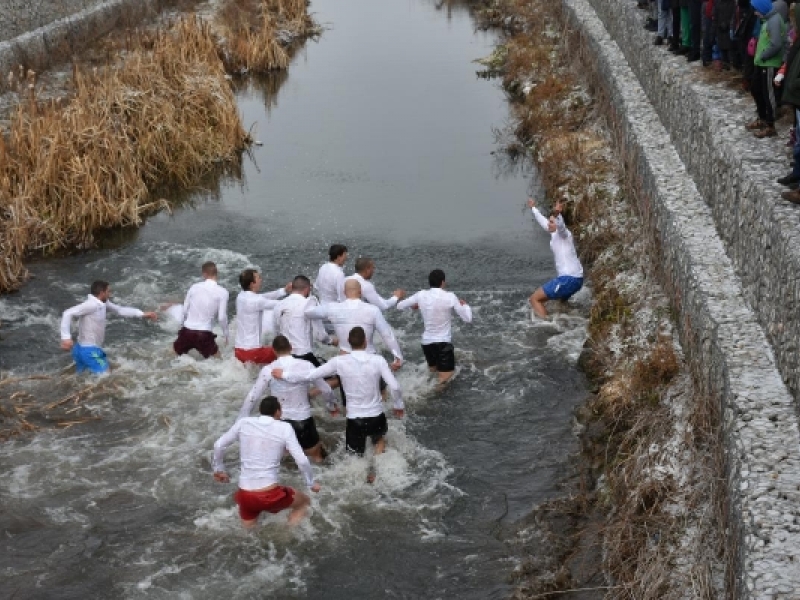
[315,262,344,305]
[408,288,472,344]
[184,280,229,332]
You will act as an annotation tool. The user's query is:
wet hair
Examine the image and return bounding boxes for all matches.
[354,256,373,274]
[90,280,109,296]
[329,244,348,261]
[239,268,258,291]
[202,261,218,277]
[428,269,445,288]
[259,395,281,416]
[272,335,292,354]
[292,275,311,292]
[348,326,366,349]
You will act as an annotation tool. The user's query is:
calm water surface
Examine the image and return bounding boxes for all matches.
[0,0,589,597]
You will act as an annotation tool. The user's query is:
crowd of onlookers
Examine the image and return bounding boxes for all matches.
[639,0,800,203]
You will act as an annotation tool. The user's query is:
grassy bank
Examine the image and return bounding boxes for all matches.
[472,0,727,596]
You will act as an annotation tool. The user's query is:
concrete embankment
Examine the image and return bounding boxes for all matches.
[558,0,800,596]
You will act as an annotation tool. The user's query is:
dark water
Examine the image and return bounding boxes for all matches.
[0,0,588,598]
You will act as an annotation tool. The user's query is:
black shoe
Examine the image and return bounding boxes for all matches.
[645,22,658,32]
[636,0,649,8]
[676,46,690,55]
[789,182,800,190]
[668,43,680,53]
[687,52,701,62]
[702,59,710,67]
[654,36,664,46]
[777,173,800,186]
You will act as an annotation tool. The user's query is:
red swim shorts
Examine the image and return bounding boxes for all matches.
[173,328,219,358]
[234,486,296,521]
[234,346,277,365]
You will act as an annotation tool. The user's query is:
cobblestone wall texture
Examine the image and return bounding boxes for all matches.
[0,0,104,43]
[561,0,800,596]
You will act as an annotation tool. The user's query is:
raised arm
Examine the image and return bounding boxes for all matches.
[378,357,404,414]
[362,281,400,311]
[374,311,403,362]
[237,367,273,421]
[396,291,421,311]
[105,301,145,319]
[528,198,550,231]
[261,286,288,301]
[303,303,330,321]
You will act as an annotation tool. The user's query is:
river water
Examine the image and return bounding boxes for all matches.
[0,0,589,598]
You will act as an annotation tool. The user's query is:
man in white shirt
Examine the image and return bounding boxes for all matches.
[273,327,403,466]
[314,244,348,305]
[234,268,290,365]
[173,262,230,358]
[60,280,157,374]
[213,396,321,528]
[237,335,336,462]
[273,275,336,367]
[397,269,472,384]
[527,198,584,319]
[341,256,405,311]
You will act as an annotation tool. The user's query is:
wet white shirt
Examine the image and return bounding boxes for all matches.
[341,273,397,311]
[288,351,403,417]
[182,279,230,339]
[272,293,331,356]
[235,288,286,350]
[304,299,403,360]
[314,262,345,305]
[60,294,143,348]
[212,415,315,490]
[532,208,583,278]
[237,355,335,421]
[396,287,472,344]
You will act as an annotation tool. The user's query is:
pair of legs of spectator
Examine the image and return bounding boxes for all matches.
[749,67,779,138]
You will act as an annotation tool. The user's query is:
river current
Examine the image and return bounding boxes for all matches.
[0,0,589,597]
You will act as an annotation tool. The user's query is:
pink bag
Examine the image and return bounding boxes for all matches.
[747,37,757,57]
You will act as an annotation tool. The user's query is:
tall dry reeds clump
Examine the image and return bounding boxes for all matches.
[216,0,314,73]
[0,18,249,293]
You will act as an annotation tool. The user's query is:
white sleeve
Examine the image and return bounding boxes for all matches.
[306,298,331,344]
[374,310,403,361]
[272,301,282,334]
[212,420,242,473]
[238,368,272,421]
[105,301,144,319]
[531,207,550,231]
[396,291,421,311]
[555,214,570,238]
[256,295,280,310]
[362,282,397,311]
[218,290,230,339]
[181,286,193,326]
[284,426,315,488]
[262,288,287,301]
[452,294,473,323]
[378,358,404,410]
[335,271,346,302]
[303,303,329,321]
[60,300,96,340]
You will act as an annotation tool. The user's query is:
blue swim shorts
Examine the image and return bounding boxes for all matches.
[72,344,109,374]
[542,276,583,301]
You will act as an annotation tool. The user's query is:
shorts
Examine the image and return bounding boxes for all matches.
[173,327,218,358]
[72,344,109,374]
[234,485,295,521]
[422,342,456,373]
[285,417,320,450]
[346,413,388,456]
[542,276,583,301]
[235,346,277,365]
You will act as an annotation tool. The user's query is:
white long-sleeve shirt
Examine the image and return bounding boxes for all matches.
[304,299,403,360]
[396,287,472,344]
[212,416,315,490]
[60,294,144,347]
[272,293,331,356]
[314,262,345,305]
[237,355,334,421]
[532,208,583,278]
[286,351,403,417]
[235,288,286,350]
[341,273,397,311]
[182,279,230,339]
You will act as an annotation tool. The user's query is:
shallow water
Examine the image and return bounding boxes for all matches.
[0,0,589,597]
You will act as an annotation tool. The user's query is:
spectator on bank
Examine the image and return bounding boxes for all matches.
[656,0,674,44]
[775,3,800,202]
[710,0,736,67]
[733,0,758,77]
[745,0,787,138]
[688,0,704,61]
[669,0,684,50]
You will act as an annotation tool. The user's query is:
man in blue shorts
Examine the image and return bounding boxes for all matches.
[60,280,158,374]
[527,198,584,319]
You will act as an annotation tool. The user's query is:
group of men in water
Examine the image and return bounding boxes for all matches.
[58,198,583,527]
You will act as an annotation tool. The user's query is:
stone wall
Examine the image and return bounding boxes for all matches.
[0,0,104,42]
[559,0,800,596]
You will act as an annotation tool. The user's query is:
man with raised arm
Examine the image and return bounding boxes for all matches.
[272,327,403,474]
[237,335,336,462]
[527,198,584,319]
[213,396,321,528]
[234,268,290,365]
[314,244,348,305]
[341,256,405,311]
[173,261,229,358]
[397,269,472,384]
[60,280,158,374]
[305,279,403,370]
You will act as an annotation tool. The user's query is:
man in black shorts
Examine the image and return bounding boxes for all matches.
[397,269,472,384]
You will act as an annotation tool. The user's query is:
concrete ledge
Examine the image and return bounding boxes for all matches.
[560,0,800,596]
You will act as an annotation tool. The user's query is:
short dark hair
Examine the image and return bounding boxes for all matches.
[239,268,258,291]
[428,269,445,288]
[202,261,217,277]
[292,275,311,292]
[259,395,281,416]
[272,334,292,353]
[348,326,366,349]
[354,257,373,273]
[329,244,348,261]
[90,280,109,297]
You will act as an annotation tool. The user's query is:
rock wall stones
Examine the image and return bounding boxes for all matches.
[0,1,103,43]
[559,0,800,596]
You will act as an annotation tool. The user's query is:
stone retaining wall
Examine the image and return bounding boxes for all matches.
[0,1,104,43]
[559,0,800,596]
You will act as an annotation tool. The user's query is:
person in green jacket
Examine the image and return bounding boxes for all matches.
[777,3,800,203]
[747,0,787,138]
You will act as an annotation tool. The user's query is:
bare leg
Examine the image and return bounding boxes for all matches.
[305,442,326,464]
[529,287,549,318]
[286,491,311,526]
[373,436,386,456]
[240,518,259,530]
[438,370,455,384]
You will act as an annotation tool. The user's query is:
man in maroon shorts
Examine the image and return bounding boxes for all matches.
[174,262,229,358]
[213,396,321,528]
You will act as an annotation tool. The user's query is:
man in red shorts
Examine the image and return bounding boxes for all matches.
[234,268,291,365]
[212,396,321,528]
[173,262,229,358]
